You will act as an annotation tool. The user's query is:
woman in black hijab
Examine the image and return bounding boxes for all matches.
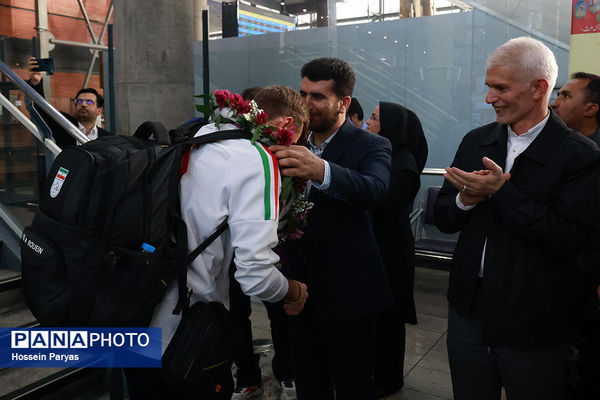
[366,101,428,397]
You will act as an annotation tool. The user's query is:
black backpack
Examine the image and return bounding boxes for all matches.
[20,121,250,327]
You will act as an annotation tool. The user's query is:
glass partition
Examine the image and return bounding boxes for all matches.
[195,8,569,170]
[195,6,570,251]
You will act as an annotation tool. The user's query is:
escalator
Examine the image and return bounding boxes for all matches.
[0,60,113,400]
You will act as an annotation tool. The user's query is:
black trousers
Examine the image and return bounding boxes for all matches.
[289,302,376,400]
[447,303,566,400]
[374,310,406,395]
[229,264,293,385]
[567,318,600,400]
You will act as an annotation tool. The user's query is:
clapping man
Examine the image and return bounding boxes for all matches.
[434,37,600,400]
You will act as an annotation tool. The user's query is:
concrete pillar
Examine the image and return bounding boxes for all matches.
[114,0,195,134]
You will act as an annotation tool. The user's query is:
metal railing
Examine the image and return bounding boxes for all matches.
[0,59,90,267]
[0,59,89,146]
[0,93,61,157]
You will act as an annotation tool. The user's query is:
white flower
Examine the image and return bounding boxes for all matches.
[249,100,261,118]
[212,107,235,120]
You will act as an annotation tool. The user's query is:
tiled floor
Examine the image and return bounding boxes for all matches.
[247,267,453,399]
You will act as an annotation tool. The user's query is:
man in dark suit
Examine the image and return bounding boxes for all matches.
[270,57,393,399]
[551,72,600,400]
[434,37,600,400]
[27,57,113,148]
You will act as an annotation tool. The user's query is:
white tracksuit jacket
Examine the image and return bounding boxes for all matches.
[151,123,288,352]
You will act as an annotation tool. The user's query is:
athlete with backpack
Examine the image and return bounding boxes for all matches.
[145,90,308,398]
[21,88,309,399]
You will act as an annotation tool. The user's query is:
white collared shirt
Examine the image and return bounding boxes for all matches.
[456,112,550,276]
[77,122,98,145]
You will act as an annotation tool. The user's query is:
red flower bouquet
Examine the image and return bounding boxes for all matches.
[196,90,313,241]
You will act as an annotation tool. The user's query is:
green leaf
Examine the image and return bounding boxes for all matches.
[195,104,212,115]
[281,176,293,200]
[250,127,262,144]
[195,94,210,99]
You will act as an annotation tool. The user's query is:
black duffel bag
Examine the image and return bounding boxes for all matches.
[161,301,242,399]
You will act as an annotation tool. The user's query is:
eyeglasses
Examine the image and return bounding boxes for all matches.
[74,99,96,105]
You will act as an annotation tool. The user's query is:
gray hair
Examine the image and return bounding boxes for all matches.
[487,36,558,96]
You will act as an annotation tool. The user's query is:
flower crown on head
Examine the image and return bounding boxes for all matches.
[197,89,295,147]
[196,89,313,242]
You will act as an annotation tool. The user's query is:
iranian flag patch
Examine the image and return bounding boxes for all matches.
[50,167,69,198]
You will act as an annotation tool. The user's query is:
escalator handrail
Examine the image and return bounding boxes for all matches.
[0,92,61,156]
[0,202,23,239]
[0,59,89,145]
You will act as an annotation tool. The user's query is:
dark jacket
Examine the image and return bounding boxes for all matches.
[28,80,113,148]
[373,102,428,324]
[434,109,600,347]
[293,119,394,322]
[575,126,600,321]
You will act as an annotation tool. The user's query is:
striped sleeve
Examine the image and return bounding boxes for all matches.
[252,143,279,221]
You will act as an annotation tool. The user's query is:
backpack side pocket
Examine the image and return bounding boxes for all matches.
[21,210,96,326]
[20,225,70,325]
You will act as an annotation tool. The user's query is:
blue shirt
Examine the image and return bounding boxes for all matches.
[305,130,339,194]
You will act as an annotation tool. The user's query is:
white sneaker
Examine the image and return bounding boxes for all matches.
[280,379,297,400]
[231,384,263,400]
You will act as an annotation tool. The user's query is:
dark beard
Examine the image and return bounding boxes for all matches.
[76,110,95,124]
[309,105,342,133]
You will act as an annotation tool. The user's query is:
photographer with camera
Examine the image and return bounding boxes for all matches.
[27,57,113,148]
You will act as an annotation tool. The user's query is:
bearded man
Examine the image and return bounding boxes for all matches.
[27,57,113,147]
[271,57,393,400]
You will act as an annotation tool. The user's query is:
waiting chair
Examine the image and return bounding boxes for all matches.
[413,186,457,266]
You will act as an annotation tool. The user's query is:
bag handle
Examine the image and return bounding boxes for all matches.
[134,121,171,145]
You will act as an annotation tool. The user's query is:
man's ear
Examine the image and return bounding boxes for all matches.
[584,102,599,118]
[98,107,104,115]
[283,116,294,129]
[340,96,352,114]
[531,79,549,100]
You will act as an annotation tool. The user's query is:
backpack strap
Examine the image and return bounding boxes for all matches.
[168,117,207,145]
[172,219,228,315]
[184,129,252,146]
